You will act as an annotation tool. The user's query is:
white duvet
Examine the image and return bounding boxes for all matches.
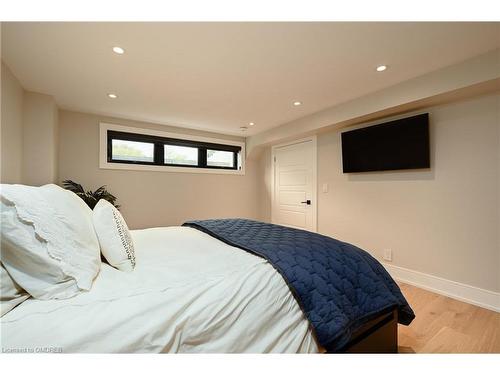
[1,227,319,353]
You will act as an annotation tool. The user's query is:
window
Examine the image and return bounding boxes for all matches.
[111,139,154,163]
[164,145,198,166]
[107,129,241,171]
[207,149,235,168]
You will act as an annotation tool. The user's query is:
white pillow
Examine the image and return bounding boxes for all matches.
[93,199,136,272]
[0,262,29,316]
[0,184,101,299]
[39,183,101,274]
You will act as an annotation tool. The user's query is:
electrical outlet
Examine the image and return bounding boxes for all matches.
[383,249,392,262]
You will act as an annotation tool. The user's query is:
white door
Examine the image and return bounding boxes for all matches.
[272,138,317,232]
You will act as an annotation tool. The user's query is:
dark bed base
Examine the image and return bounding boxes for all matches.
[333,308,399,353]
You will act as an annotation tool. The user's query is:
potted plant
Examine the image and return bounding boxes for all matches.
[62,180,120,210]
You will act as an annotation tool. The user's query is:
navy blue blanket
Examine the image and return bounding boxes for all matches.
[183,219,415,352]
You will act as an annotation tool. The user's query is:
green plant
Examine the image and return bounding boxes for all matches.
[62,180,120,210]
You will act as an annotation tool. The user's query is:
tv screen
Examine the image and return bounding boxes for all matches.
[341,113,430,173]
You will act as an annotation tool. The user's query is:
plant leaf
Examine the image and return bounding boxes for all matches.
[61,180,120,210]
[62,180,85,194]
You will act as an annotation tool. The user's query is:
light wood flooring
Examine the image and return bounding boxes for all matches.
[397,283,499,353]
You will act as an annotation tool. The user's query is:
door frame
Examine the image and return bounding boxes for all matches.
[271,136,318,232]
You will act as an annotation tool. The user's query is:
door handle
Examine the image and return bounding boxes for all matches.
[301,200,311,205]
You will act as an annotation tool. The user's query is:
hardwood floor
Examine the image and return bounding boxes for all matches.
[397,283,500,353]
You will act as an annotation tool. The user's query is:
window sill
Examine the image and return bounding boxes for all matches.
[100,161,244,175]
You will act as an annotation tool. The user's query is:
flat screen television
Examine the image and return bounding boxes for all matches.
[341,113,430,173]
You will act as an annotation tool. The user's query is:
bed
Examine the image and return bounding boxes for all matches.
[1,184,414,353]
[1,223,411,353]
[2,226,319,353]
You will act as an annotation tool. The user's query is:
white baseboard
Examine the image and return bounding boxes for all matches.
[382,263,500,313]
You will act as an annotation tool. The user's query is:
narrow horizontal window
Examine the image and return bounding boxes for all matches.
[111,139,154,163]
[207,149,235,168]
[165,145,198,166]
[106,129,242,172]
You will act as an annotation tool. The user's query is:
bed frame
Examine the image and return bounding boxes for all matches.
[335,308,399,353]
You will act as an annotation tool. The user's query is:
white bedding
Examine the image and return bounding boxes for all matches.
[1,227,320,353]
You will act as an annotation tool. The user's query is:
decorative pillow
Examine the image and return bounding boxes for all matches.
[93,199,136,272]
[0,184,101,300]
[0,262,29,316]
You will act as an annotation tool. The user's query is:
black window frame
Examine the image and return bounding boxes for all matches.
[107,130,241,170]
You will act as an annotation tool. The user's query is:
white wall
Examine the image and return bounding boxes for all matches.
[22,91,58,185]
[58,110,261,229]
[259,94,499,293]
[1,62,23,183]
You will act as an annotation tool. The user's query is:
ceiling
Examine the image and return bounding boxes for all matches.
[2,22,499,136]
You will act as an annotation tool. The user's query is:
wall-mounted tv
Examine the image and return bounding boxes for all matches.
[341,113,430,173]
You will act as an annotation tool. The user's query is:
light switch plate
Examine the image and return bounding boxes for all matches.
[322,183,328,193]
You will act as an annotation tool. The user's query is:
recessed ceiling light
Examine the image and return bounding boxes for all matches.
[107,93,118,99]
[248,122,255,126]
[293,101,302,106]
[112,46,125,55]
[240,126,248,131]
[376,65,387,72]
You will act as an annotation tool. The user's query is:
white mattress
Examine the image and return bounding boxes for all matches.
[1,226,319,353]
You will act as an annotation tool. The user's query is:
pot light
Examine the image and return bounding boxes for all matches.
[248,122,255,126]
[293,101,302,106]
[112,46,125,55]
[376,65,387,72]
[107,93,118,99]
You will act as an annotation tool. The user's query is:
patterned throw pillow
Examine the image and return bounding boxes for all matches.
[92,199,136,272]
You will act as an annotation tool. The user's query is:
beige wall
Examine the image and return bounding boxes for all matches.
[257,147,272,221]
[58,110,261,229]
[1,62,23,183]
[1,62,59,185]
[497,95,500,291]
[22,91,58,185]
[259,94,499,292]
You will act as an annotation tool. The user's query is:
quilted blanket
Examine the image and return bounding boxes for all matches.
[183,218,415,352]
